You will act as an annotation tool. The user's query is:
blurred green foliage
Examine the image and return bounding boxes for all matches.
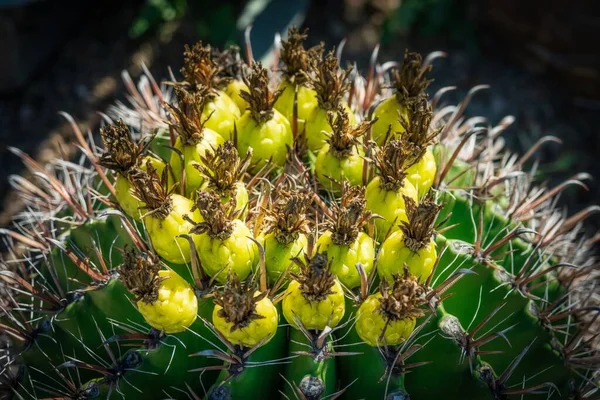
[129,0,238,46]
[381,0,477,51]
[129,0,187,38]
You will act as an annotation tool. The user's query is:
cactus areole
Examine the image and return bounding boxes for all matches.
[0,27,598,400]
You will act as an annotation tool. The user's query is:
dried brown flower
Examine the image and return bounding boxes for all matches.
[214,274,267,332]
[325,182,371,246]
[263,189,312,245]
[400,192,441,252]
[240,62,283,123]
[291,253,337,302]
[119,247,163,304]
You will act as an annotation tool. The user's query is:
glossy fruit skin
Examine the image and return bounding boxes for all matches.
[115,156,166,221]
[406,147,436,196]
[169,130,224,197]
[194,219,257,283]
[222,181,249,220]
[236,109,293,172]
[144,194,201,264]
[212,291,278,347]
[136,270,198,334]
[371,96,407,146]
[378,231,437,284]
[305,103,356,153]
[355,293,416,346]
[202,90,241,141]
[365,177,418,242]
[262,232,307,285]
[224,79,249,111]
[315,144,364,192]
[282,279,345,330]
[274,81,318,132]
[316,231,375,289]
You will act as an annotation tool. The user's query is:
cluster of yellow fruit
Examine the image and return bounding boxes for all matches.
[101,28,440,351]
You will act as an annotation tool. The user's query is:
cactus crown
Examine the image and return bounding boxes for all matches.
[214,275,267,332]
[326,105,373,159]
[189,190,235,240]
[263,189,312,245]
[391,50,433,105]
[400,94,440,153]
[326,183,371,246]
[400,193,441,252]
[291,253,337,302]
[129,160,173,219]
[98,120,144,175]
[378,268,427,322]
[180,41,221,96]
[373,138,416,192]
[311,51,352,111]
[119,248,163,304]
[240,62,283,123]
[195,141,252,197]
[212,45,249,85]
[164,87,212,146]
[279,27,323,85]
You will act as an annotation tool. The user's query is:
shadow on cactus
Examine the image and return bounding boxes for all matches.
[0,27,598,400]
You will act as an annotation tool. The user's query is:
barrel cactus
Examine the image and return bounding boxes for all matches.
[1,28,598,400]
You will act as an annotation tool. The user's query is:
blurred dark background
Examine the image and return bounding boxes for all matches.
[0,0,599,232]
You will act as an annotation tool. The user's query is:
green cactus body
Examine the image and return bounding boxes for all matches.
[282,328,337,400]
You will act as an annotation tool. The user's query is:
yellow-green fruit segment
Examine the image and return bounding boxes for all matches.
[144,194,201,264]
[365,177,418,242]
[136,269,198,334]
[406,147,436,196]
[274,81,318,132]
[224,79,249,112]
[378,231,437,284]
[315,144,364,192]
[305,103,355,153]
[194,219,257,283]
[371,96,407,146]
[355,293,416,346]
[316,231,374,289]
[169,131,225,198]
[115,156,166,221]
[236,109,293,173]
[262,232,307,284]
[212,292,278,347]
[282,279,345,330]
[202,91,241,141]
